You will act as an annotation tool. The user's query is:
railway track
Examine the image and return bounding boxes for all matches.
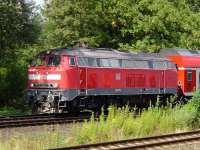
[50,130,200,150]
[0,113,92,129]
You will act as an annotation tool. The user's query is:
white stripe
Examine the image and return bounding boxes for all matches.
[28,74,61,80]
[178,67,196,71]
[184,92,193,96]
[46,74,61,80]
[28,74,41,80]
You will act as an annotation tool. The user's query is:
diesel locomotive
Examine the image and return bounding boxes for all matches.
[27,47,182,113]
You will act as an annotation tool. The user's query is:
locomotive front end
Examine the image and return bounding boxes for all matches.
[27,51,66,113]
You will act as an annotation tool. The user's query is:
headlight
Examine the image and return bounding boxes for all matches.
[50,83,58,88]
[30,83,34,87]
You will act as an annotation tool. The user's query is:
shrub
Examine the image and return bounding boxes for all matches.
[69,103,196,145]
[187,89,200,127]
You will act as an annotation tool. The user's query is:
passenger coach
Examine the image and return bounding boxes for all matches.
[161,48,200,96]
[27,48,177,113]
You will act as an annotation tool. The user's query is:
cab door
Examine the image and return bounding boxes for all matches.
[77,57,87,95]
[79,67,87,90]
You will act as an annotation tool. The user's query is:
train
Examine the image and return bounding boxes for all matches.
[26,47,200,113]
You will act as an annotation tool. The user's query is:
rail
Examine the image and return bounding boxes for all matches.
[0,113,92,128]
[49,130,200,150]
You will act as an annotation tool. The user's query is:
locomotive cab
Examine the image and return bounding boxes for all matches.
[27,50,79,113]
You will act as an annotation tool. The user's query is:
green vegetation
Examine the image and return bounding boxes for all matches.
[71,104,196,145]
[43,0,200,51]
[1,88,200,149]
[0,0,42,107]
[0,126,66,150]
[0,46,43,106]
[0,106,30,117]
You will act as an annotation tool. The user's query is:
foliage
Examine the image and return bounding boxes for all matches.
[0,104,198,149]
[191,89,200,111]
[187,0,200,12]
[0,126,66,150]
[0,106,30,116]
[0,0,41,50]
[0,46,42,106]
[189,89,200,125]
[70,104,195,145]
[0,0,41,106]
[43,0,200,52]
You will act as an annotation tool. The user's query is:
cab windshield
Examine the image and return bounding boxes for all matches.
[31,55,47,66]
[31,55,60,67]
[47,55,60,66]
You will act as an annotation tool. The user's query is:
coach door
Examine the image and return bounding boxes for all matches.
[196,69,200,90]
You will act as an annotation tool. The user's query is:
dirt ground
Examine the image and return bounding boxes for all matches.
[0,123,76,141]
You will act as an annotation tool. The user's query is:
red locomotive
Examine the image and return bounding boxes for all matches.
[27,47,178,113]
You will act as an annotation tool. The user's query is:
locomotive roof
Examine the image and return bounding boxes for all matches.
[43,47,169,61]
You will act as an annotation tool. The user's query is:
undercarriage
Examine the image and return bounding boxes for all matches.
[27,89,63,114]
[26,89,181,114]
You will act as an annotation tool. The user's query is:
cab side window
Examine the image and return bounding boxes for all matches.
[69,57,76,66]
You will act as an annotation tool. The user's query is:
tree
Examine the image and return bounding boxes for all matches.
[187,0,200,12]
[43,0,200,52]
[0,0,41,51]
[0,0,41,106]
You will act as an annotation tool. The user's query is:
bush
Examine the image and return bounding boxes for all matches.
[0,102,199,149]
[0,46,42,108]
[188,89,200,126]
[70,103,196,145]
[0,106,30,116]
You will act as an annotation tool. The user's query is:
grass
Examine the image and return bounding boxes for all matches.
[0,126,66,150]
[70,103,197,145]
[0,106,30,117]
[0,92,200,149]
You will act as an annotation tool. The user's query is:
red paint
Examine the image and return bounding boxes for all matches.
[168,55,200,95]
[28,55,177,92]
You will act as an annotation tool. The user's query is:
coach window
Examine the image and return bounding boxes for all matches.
[187,71,192,81]
[69,57,76,66]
